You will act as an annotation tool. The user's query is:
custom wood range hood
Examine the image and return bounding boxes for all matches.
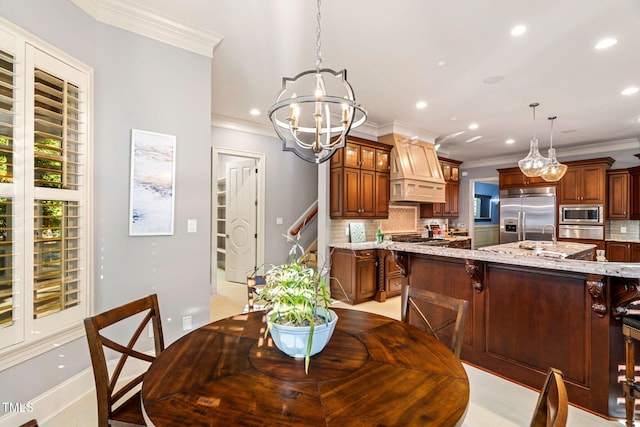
[379,134,446,203]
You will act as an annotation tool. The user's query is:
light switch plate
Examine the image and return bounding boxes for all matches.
[187,219,197,233]
[182,316,192,331]
[621,226,627,233]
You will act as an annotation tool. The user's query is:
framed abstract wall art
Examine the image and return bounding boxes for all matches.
[129,129,176,236]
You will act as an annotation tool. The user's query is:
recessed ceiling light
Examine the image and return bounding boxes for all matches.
[561,129,577,134]
[511,25,526,37]
[505,139,515,144]
[595,38,618,49]
[450,117,457,121]
[622,87,639,96]
[465,136,482,143]
[436,60,446,66]
[250,108,260,116]
[483,76,504,84]
[416,101,428,109]
[468,123,479,130]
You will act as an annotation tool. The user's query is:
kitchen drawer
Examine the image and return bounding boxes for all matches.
[386,276,403,296]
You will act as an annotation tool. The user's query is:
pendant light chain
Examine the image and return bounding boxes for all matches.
[531,102,538,140]
[315,0,322,72]
[548,116,557,148]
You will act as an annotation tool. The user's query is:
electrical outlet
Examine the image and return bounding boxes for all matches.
[621,226,627,233]
[182,316,192,331]
[276,217,283,225]
[345,227,350,236]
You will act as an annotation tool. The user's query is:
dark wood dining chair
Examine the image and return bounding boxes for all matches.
[530,367,568,427]
[401,284,468,358]
[19,420,38,427]
[247,275,266,312]
[84,294,165,427]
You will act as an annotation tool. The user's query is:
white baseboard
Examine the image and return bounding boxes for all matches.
[0,355,151,426]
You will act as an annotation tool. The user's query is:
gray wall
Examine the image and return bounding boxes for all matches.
[212,127,319,266]
[0,0,212,409]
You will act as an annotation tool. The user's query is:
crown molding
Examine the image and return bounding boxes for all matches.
[70,0,222,57]
[377,121,440,143]
[211,114,277,138]
[461,137,640,169]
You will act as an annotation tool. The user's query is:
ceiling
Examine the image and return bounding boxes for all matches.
[123,0,640,166]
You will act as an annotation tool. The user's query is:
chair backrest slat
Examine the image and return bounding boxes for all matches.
[401,284,469,358]
[530,367,568,427]
[84,294,164,427]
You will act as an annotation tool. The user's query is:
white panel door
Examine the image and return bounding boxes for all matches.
[225,160,257,283]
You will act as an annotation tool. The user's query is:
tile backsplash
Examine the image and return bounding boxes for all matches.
[330,205,449,243]
[607,220,640,241]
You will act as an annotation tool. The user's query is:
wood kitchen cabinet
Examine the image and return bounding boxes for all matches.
[420,157,462,218]
[557,158,613,205]
[633,243,640,262]
[605,241,632,262]
[607,169,630,219]
[607,241,640,262]
[330,248,377,304]
[330,137,391,219]
[497,167,550,189]
[375,249,403,301]
[629,165,640,220]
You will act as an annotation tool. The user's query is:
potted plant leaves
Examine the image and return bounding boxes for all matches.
[255,238,337,374]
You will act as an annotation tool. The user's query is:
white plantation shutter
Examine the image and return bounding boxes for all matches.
[0,31,20,350]
[0,21,91,362]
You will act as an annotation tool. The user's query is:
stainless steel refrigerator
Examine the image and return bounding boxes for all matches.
[499,187,556,243]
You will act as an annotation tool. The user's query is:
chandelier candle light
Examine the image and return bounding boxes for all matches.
[518,102,548,177]
[268,0,367,164]
[540,116,568,182]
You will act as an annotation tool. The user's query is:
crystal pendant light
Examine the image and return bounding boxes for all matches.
[518,103,548,177]
[268,0,367,164]
[540,116,568,182]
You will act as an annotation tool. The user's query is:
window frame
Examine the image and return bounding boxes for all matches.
[0,17,93,371]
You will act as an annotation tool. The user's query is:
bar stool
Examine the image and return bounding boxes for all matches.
[623,315,640,426]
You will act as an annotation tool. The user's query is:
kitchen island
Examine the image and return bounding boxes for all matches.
[387,242,640,420]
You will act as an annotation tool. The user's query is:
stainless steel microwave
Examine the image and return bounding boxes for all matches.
[559,204,603,225]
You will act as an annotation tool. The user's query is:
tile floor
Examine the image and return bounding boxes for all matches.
[42,271,623,426]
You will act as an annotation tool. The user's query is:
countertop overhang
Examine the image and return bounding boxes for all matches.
[329,241,640,278]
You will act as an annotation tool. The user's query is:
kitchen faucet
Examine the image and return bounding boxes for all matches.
[542,224,556,245]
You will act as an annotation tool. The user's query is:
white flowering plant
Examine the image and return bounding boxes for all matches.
[255,237,332,371]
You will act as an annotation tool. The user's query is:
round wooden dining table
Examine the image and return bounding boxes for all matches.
[141,307,469,426]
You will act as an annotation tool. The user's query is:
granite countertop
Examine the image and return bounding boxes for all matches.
[381,242,640,278]
[606,238,640,243]
[330,236,470,251]
[477,241,594,259]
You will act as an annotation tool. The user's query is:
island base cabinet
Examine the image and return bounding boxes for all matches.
[483,266,589,386]
[402,252,627,419]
